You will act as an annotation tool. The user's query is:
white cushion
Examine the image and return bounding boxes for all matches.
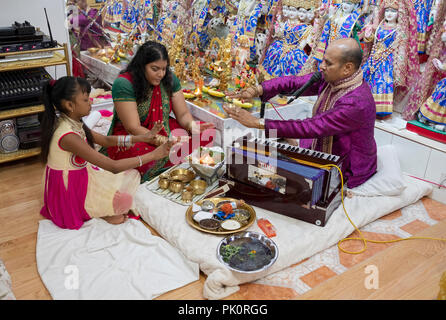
[350,144,407,196]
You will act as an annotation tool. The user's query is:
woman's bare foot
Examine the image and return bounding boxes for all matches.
[102,214,128,225]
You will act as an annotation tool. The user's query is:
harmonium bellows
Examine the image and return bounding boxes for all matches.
[222,135,346,227]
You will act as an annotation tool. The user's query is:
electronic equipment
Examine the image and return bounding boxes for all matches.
[222,134,346,226]
[287,71,322,104]
[0,119,19,153]
[17,114,41,149]
[0,67,52,111]
[0,9,57,55]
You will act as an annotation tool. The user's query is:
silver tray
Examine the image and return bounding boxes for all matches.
[216,231,279,273]
[144,162,220,206]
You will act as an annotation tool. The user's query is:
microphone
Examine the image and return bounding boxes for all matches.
[286,72,322,104]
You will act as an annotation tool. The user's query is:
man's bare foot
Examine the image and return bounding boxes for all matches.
[102,214,128,225]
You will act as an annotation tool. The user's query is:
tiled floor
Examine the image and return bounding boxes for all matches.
[235,197,446,299]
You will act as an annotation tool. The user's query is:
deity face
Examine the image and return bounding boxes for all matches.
[297,7,307,22]
[306,8,315,22]
[341,1,356,14]
[282,5,290,18]
[288,6,299,20]
[384,8,398,24]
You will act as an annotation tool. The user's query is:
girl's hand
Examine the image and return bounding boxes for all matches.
[138,121,164,143]
[153,136,181,159]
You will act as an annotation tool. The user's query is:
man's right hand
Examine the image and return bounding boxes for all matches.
[225,85,262,100]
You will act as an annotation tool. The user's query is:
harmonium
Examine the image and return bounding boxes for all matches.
[221,134,346,227]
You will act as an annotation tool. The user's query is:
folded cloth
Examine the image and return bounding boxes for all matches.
[0,258,15,300]
[36,218,199,300]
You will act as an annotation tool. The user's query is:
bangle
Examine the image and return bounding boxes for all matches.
[137,155,142,167]
[117,135,124,147]
[124,135,131,148]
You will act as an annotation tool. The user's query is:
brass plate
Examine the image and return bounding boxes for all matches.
[185,197,256,235]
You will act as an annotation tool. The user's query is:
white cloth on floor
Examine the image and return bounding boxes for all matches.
[134,175,433,300]
[36,218,199,300]
[0,258,15,300]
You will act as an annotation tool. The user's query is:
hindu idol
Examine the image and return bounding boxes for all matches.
[259,0,315,79]
[313,0,366,64]
[361,0,419,118]
[403,3,446,131]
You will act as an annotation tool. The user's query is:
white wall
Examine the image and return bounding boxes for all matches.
[0,0,71,78]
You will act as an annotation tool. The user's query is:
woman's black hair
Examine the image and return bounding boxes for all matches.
[121,40,173,104]
[40,76,94,163]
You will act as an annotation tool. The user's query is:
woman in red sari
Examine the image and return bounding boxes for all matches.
[104,41,215,182]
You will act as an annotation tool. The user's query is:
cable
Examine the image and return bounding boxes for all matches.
[320,164,446,255]
[266,100,286,121]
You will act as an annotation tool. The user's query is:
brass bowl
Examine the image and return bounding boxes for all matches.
[169,180,184,193]
[189,179,207,195]
[158,178,170,189]
[181,187,194,202]
[170,168,195,183]
[87,47,99,54]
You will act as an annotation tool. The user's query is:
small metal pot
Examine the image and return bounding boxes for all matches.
[158,178,170,189]
[190,179,207,195]
[181,187,194,202]
[169,180,184,193]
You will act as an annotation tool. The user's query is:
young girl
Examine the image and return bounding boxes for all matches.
[40,76,178,230]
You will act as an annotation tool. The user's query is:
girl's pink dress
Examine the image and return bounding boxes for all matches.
[40,114,140,230]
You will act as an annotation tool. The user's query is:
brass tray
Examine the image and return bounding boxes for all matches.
[185,197,256,235]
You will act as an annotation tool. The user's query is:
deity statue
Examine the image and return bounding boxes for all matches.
[120,0,155,34]
[402,2,446,131]
[155,1,181,44]
[313,0,366,64]
[234,0,276,62]
[413,0,435,54]
[234,35,251,74]
[191,0,228,51]
[104,0,124,25]
[259,0,315,79]
[361,0,420,119]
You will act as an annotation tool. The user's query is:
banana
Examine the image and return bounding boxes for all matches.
[208,88,225,98]
[202,86,209,93]
[100,57,111,64]
[233,99,253,109]
[183,92,196,99]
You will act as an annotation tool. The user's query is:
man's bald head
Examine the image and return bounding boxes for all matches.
[320,38,363,83]
[330,38,363,70]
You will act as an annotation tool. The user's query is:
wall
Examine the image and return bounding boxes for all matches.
[0,0,71,78]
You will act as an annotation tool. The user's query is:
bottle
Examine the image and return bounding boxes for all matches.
[257,218,276,238]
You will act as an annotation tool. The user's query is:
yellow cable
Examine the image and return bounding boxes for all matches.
[320,164,446,255]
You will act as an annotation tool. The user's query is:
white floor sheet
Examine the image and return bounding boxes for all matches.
[36,218,199,300]
[134,175,432,299]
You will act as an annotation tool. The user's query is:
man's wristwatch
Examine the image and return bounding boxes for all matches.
[258,118,265,129]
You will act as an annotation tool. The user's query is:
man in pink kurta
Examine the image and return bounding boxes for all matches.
[225,38,377,188]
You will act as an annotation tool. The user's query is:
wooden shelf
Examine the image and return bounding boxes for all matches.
[0,43,70,164]
[0,147,41,164]
[0,104,45,121]
[0,51,67,72]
